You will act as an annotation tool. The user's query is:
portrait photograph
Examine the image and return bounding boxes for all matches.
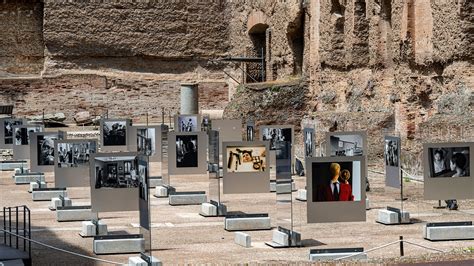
[58,142,96,168]
[176,135,198,168]
[103,121,127,146]
[428,147,470,178]
[226,146,266,173]
[37,135,59,166]
[246,120,255,141]
[178,115,198,132]
[304,128,314,157]
[329,134,364,156]
[15,127,41,146]
[93,156,140,189]
[311,161,361,202]
[138,162,148,201]
[137,128,156,156]
[4,119,22,144]
[385,139,399,167]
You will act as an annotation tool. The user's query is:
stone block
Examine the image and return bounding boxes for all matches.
[32,190,67,201]
[14,168,29,174]
[366,198,370,210]
[424,225,474,241]
[376,209,399,224]
[270,181,296,192]
[0,161,27,171]
[234,232,251,248]
[309,252,368,261]
[49,197,72,210]
[93,237,145,255]
[57,208,94,222]
[128,256,162,266]
[272,229,289,246]
[169,193,207,206]
[149,177,163,188]
[225,217,271,231]
[29,181,47,192]
[200,203,217,216]
[15,174,45,184]
[296,189,307,201]
[81,221,108,237]
[154,186,168,197]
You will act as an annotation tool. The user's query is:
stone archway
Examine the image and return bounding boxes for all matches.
[246,11,269,83]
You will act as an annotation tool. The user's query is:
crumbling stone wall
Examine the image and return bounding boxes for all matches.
[0,0,44,75]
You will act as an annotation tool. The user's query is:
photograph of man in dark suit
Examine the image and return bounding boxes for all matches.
[314,162,354,202]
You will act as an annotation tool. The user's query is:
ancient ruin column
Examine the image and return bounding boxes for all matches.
[180,83,199,115]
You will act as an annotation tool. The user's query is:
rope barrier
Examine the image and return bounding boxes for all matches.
[0,229,123,265]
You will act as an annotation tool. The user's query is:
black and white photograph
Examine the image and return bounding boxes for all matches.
[138,161,148,201]
[429,147,470,178]
[94,156,139,188]
[137,128,156,156]
[304,128,314,157]
[246,121,255,141]
[178,115,198,132]
[103,121,127,146]
[202,116,211,132]
[261,127,292,160]
[329,134,364,156]
[15,127,41,145]
[37,135,59,166]
[176,135,198,168]
[58,142,96,168]
[4,119,22,144]
[385,139,399,167]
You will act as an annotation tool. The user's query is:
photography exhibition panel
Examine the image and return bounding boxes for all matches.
[100,119,131,152]
[223,141,270,194]
[423,142,473,200]
[30,131,66,173]
[0,117,24,149]
[174,114,202,133]
[168,131,208,175]
[12,125,43,160]
[128,125,163,162]
[384,136,401,188]
[306,156,367,223]
[54,139,97,188]
[90,152,145,212]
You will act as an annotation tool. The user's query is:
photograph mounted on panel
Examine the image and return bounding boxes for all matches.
[176,135,198,168]
[137,128,156,156]
[261,127,292,150]
[3,119,23,145]
[177,115,199,132]
[304,128,314,157]
[58,141,97,168]
[328,133,364,157]
[428,147,470,178]
[138,159,148,201]
[385,138,400,167]
[37,135,60,166]
[14,126,42,146]
[312,161,361,202]
[226,146,266,173]
[246,120,255,141]
[93,155,140,189]
[103,120,127,146]
[306,156,366,223]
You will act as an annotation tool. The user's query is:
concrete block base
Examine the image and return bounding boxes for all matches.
[309,252,368,261]
[272,229,289,246]
[366,198,370,210]
[424,224,474,241]
[29,181,47,192]
[128,256,162,266]
[57,207,96,222]
[80,221,108,237]
[295,189,307,201]
[225,216,271,231]
[169,193,207,206]
[200,203,217,216]
[149,177,163,188]
[14,168,29,174]
[32,190,67,201]
[15,174,45,185]
[49,197,72,210]
[377,209,410,225]
[234,232,251,248]
[93,235,144,255]
[154,186,168,198]
[270,181,296,192]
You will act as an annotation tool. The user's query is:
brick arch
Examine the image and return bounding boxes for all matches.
[247,10,269,34]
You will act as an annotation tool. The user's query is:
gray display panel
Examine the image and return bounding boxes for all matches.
[54,139,97,188]
[100,119,131,152]
[174,114,202,132]
[306,156,366,223]
[223,141,270,194]
[168,131,208,175]
[384,136,401,188]
[259,125,295,169]
[12,125,43,160]
[30,131,66,173]
[423,142,473,200]
[128,125,163,162]
[0,118,24,149]
[90,152,142,213]
[211,119,242,152]
[325,131,367,157]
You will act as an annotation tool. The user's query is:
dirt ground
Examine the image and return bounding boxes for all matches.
[1,163,474,265]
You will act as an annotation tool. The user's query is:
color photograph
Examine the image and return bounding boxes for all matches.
[311,161,361,202]
[226,146,266,173]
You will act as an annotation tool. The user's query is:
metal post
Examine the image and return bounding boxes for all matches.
[28,208,31,259]
[400,169,404,214]
[399,236,404,256]
[15,206,18,249]
[3,207,5,245]
[8,207,11,247]
[23,206,26,252]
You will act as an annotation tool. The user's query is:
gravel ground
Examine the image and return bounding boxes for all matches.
[1,162,474,265]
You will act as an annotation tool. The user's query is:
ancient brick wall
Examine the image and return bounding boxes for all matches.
[0,0,44,75]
